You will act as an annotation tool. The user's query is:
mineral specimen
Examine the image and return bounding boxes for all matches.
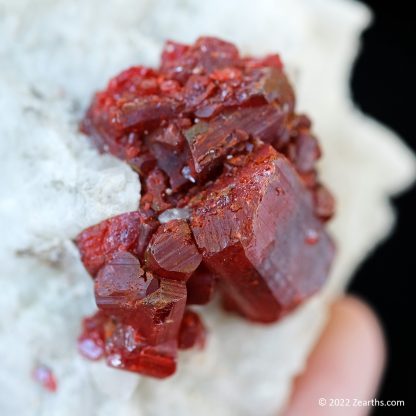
[76,36,335,378]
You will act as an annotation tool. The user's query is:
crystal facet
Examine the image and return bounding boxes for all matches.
[76,211,158,277]
[145,219,202,281]
[190,145,334,322]
[94,252,159,318]
[178,309,206,350]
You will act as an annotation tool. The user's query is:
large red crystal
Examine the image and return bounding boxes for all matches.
[78,311,178,378]
[75,36,335,378]
[190,144,334,322]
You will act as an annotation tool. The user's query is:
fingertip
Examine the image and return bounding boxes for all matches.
[331,295,386,375]
[283,296,386,415]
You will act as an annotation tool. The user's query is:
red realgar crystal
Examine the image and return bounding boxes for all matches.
[145,219,202,280]
[178,309,206,350]
[76,36,335,378]
[190,145,334,322]
[32,364,58,392]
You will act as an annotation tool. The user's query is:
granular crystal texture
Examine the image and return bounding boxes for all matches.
[75,36,335,377]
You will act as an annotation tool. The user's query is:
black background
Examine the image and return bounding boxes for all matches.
[350,0,415,413]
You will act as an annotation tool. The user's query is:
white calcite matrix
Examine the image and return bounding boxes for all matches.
[0,0,414,415]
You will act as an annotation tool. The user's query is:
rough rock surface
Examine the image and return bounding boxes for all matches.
[0,0,414,415]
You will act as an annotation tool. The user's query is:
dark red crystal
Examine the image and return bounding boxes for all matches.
[77,311,177,378]
[94,251,159,318]
[76,211,158,277]
[190,144,334,322]
[145,219,202,281]
[105,322,177,378]
[32,364,57,392]
[76,36,335,378]
[77,310,108,361]
[186,265,217,305]
[178,309,206,350]
[95,257,186,346]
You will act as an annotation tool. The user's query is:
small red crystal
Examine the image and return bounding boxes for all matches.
[94,251,159,317]
[32,364,57,392]
[178,309,206,350]
[105,323,177,378]
[95,253,187,346]
[186,265,217,305]
[77,310,109,360]
[314,184,336,221]
[76,36,335,378]
[135,278,187,345]
[145,123,191,191]
[76,211,158,277]
[145,219,202,281]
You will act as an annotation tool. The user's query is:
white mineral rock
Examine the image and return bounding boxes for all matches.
[158,208,191,224]
[0,0,414,415]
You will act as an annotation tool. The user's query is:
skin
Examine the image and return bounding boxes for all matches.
[283,296,386,415]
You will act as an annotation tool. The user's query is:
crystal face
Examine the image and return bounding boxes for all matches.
[76,36,335,378]
[76,211,158,277]
[94,252,159,317]
[178,309,206,350]
[77,310,108,361]
[190,145,334,322]
[145,219,202,280]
